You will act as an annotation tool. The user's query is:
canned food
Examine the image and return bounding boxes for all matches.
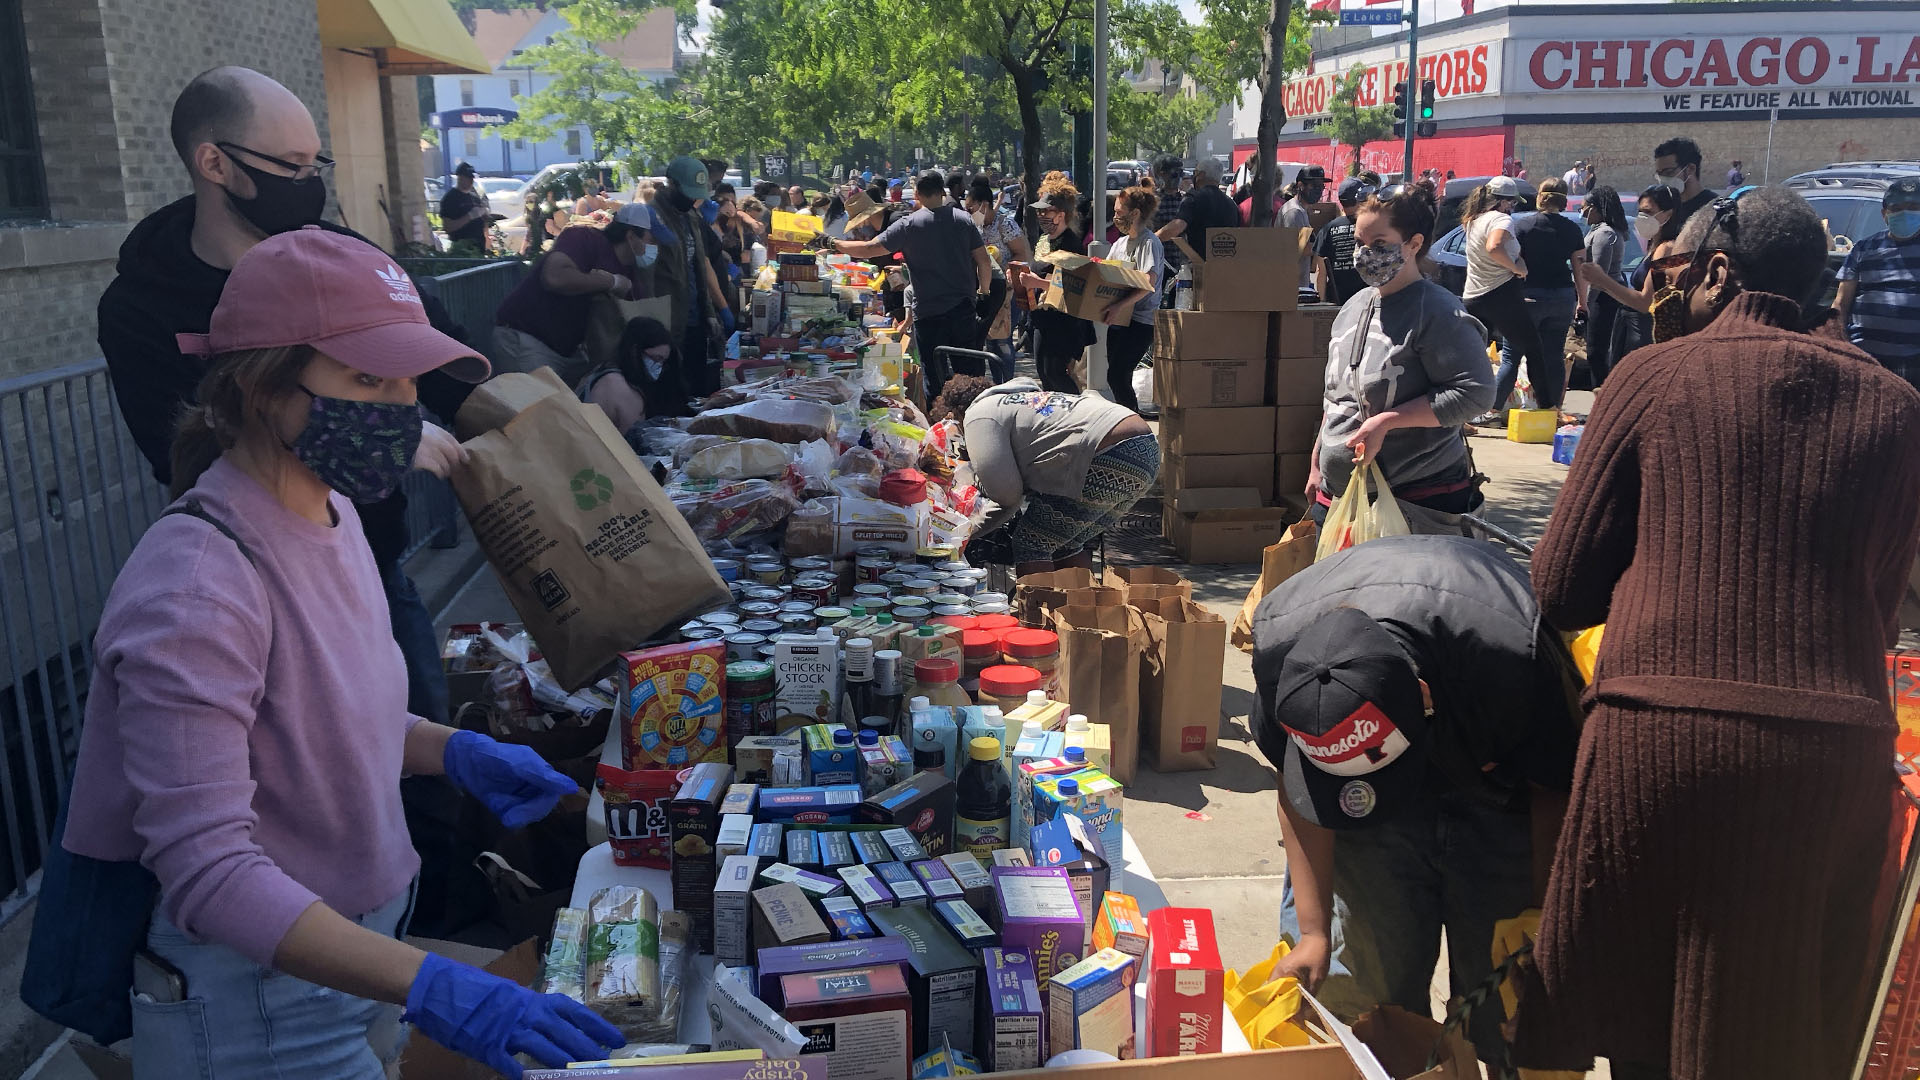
[815,606,853,623]
[682,625,728,641]
[791,574,837,606]
[739,600,780,618]
[900,578,938,598]
[746,557,786,585]
[891,597,931,623]
[935,559,972,576]
[852,583,891,601]
[879,572,914,590]
[725,632,768,661]
[929,592,971,609]
[915,547,951,566]
[756,644,779,661]
[855,545,894,562]
[791,556,833,576]
[700,611,741,628]
[678,619,712,638]
[970,600,1011,616]
[726,660,776,740]
[932,604,972,618]
[709,557,742,582]
[942,575,978,597]
[742,586,785,604]
[777,600,816,615]
[971,591,1009,608]
[742,618,782,635]
[777,611,819,634]
[855,554,891,584]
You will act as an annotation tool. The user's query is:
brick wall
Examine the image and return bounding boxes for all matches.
[0,260,117,382]
[1511,115,1920,192]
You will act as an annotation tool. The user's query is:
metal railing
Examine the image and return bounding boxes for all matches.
[0,360,166,922]
[417,258,528,358]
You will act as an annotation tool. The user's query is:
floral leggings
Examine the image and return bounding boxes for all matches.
[1008,434,1161,563]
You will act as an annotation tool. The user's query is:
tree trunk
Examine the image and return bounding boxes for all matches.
[1250,0,1292,227]
[1011,61,1046,241]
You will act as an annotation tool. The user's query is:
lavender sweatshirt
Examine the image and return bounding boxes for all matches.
[64,457,421,967]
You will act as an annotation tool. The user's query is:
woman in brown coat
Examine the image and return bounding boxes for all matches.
[1517,185,1920,1079]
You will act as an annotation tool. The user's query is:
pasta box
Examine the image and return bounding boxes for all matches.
[1048,948,1137,1060]
[978,947,1044,1072]
[991,866,1084,994]
[759,784,863,825]
[1027,814,1110,950]
[751,882,833,955]
[1143,907,1226,1058]
[755,937,913,1007]
[867,903,983,1058]
[783,964,914,1080]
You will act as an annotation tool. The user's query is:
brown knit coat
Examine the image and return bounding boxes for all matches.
[1515,292,1920,1078]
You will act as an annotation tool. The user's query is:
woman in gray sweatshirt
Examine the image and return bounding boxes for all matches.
[1307,187,1495,530]
[935,375,1157,571]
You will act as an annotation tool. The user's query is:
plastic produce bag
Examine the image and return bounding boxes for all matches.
[1314,458,1410,562]
[790,439,837,495]
[682,438,790,481]
[688,398,836,443]
[1132,364,1155,410]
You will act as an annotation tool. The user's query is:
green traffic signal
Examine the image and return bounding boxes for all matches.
[1419,78,1436,120]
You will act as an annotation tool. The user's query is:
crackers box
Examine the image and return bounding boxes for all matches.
[979,947,1045,1072]
[759,784,864,825]
[671,760,734,948]
[783,964,914,1080]
[851,830,894,865]
[818,829,856,870]
[619,641,728,769]
[1048,948,1137,1060]
[868,902,984,1057]
[755,937,913,1005]
[1143,907,1225,1058]
[758,862,846,901]
[752,882,832,954]
[1092,893,1149,981]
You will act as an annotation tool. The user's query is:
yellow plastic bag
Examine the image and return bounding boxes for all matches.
[1224,942,1312,1049]
[1570,625,1604,683]
[1315,458,1410,562]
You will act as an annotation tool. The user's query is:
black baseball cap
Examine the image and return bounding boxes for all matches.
[454,161,475,176]
[1337,177,1376,206]
[1886,177,1920,207]
[1256,607,1428,829]
[1298,165,1329,183]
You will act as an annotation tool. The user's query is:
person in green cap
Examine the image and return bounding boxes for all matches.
[650,155,735,394]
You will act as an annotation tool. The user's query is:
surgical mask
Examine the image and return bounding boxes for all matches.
[283,387,422,502]
[1633,212,1663,244]
[643,351,668,380]
[1654,168,1685,189]
[637,242,659,268]
[224,157,327,236]
[1889,210,1920,241]
[1353,242,1405,288]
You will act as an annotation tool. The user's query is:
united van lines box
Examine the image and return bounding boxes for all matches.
[1271,304,1341,361]
[1144,907,1226,1058]
[783,964,914,1080]
[1158,407,1276,458]
[1269,355,1326,408]
[1164,489,1293,565]
[1153,310,1270,361]
[1191,228,1310,312]
[1152,357,1268,409]
[1161,453,1276,505]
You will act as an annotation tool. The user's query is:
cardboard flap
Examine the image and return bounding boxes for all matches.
[1172,486,1265,513]
[1054,603,1146,637]
[1018,567,1097,591]
[454,366,572,439]
[1202,225,1312,264]
[1135,595,1225,626]
[1040,249,1096,270]
[1103,565,1188,591]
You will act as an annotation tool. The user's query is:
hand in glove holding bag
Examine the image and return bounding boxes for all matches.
[442,729,577,829]
[405,952,622,1078]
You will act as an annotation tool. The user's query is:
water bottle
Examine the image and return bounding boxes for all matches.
[1552,424,1584,465]
[1172,263,1194,310]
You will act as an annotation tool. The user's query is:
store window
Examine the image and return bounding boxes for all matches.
[460,79,474,107]
[462,129,478,157]
[509,79,521,98]
[565,129,581,157]
[0,0,48,221]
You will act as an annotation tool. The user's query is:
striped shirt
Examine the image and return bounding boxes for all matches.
[1839,230,1920,363]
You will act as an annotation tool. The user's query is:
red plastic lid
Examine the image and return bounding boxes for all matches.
[1002,628,1060,658]
[972,614,1020,633]
[979,664,1043,697]
[961,628,1001,658]
[913,657,961,683]
[878,468,929,507]
[934,613,979,632]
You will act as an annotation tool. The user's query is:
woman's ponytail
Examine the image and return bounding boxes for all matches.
[167,345,312,499]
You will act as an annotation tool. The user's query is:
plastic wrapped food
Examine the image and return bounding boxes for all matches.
[709,964,808,1055]
[584,886,662,1036]
[683,438,791,481]
[688,398,836,443]
[789,439,836,496]
[667,478,800,542]
[538,907,588,1000]
[619,910,691,1045]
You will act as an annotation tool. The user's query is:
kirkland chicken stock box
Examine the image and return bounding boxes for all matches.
[1144,907,1226,1058]
[868,904,984,1058]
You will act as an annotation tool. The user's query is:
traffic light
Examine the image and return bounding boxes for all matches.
[1419,79,1436,120]
[1392,81,1408,139]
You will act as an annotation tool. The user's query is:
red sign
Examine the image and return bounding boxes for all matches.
[1234,128,1511,183]
[1284,43,1494,118]
[1524,33,1920,91]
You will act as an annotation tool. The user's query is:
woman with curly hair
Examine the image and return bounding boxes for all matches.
[1016,178,1096,394]
[933,374,1157,572]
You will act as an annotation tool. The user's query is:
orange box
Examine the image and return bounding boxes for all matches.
[1092,892,1149,984]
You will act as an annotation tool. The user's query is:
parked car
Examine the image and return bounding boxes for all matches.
[723,168,752,188]
[1434,175,1539,240]
[476,175,527,209]
[1780,162,1918,305]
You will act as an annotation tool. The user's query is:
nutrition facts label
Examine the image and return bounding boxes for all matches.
[992,1014,1042,1070]
[795,1009,908,1080]
[927,970,978,1054]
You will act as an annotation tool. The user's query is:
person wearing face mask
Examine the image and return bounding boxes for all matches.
[1279,166,1331,295]
[1574,185,1628,387]
[493,202,657,382]
[1835,176,1920,391]
[1495,177,1587,416]
[1513,185,1920,1080]
[577,316,696,451]
[1315,178,1374,306]
[1577,184,1681,365]
[967,176,1030,384]
[439,162,492,250]
[43,228,625,1078]
[647,156,736,396]
[1019,181,1096,394]
[95,67,489,937]
[1308,187,1494,532]
[1651,135,1717,233]
[1101,185,1167,413]
[1462,177,1549,427]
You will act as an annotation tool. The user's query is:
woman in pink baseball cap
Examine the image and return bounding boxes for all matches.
[50,228,621,1077]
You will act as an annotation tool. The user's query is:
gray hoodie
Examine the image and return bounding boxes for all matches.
[964,378,1136,526]
[1317,278,1493,497]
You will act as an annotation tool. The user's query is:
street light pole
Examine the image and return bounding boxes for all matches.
[1092,0,1109,256]
[1401,0,1418,181]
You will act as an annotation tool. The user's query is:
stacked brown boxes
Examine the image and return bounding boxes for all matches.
[1269,304,1342,504]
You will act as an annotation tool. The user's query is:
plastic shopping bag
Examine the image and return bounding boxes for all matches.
[1223,942,1312,1049]
[1569,625,1604,684]
[1314,458,1410,562]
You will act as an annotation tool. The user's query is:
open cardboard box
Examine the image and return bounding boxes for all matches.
[1040,250,1157,322]
[1165,487,1296,564]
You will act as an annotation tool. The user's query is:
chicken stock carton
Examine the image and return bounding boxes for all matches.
[978,947,1044,1072]
[1143,907,1225,1058]
[1033,768,1124,870]
[1048,948,1137,1060]
[774,635,840,732]
[991,866,1084,994]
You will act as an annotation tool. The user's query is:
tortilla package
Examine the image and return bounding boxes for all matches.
[452,369,730,690]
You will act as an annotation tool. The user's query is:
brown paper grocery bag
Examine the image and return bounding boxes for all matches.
[1102,565,1193,606]
[1135,596,1226,772]
[1350,1006,1479,1079]
[1050,604,1147,783]
[454,366,574,440]
[451,391,729,690]
[1013,567,1097,626]
[1230,519,1318,653]
[583,294,674,374]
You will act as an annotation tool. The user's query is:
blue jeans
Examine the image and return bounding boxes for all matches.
[1279,788,1534,1063]
[1494,286,1576,412]
[133,883,416,1079]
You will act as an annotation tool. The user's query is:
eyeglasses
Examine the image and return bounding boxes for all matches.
[218,142,334,182]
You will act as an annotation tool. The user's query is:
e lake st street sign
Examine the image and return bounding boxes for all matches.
[1342,8,1403,26]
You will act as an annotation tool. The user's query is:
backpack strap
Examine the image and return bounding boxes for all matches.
[160,497,258,567]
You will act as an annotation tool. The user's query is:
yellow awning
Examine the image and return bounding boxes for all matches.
[317,0,491,75]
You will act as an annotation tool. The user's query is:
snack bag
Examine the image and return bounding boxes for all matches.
[596,763,677,869]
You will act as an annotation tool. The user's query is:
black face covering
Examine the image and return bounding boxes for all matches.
[225,156,328,236]
[666,186,696,212]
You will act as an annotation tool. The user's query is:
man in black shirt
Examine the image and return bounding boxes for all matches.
[1315,177,1373,305]
[439,161,491,250]
[1156,162,1238,261]
[1653,135,1718,232]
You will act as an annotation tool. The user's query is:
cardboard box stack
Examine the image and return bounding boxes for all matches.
[1156,227,1341,564]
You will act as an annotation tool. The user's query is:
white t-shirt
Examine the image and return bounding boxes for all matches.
[1463,211,1520,300]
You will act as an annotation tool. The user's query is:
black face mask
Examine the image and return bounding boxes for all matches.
[666,187,696,212]
[225,156,327,236]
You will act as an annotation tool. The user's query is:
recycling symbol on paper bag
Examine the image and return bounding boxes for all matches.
[570,468,614,510]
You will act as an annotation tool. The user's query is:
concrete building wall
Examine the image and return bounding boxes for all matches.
[1510,115,1920,191]
[325,47,388,241]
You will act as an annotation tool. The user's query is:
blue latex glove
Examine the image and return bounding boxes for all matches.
[717,305,737,334]
[442,729,577,829]
[405,952,621,1079]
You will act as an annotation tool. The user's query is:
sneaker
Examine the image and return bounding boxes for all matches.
[1470,411,1507,428]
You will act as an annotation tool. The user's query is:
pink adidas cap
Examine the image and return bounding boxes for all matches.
[177,226,490,383]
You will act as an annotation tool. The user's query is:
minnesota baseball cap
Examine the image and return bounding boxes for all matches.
[613,202,653,230]
[1487,175,1521,198]
[176,227,490,383]
[666,155,709,192]
[1337,177,1376,206]
[1885,176,1920,206]
[1256,607,1428,829]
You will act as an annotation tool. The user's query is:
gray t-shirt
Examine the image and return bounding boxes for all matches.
[1584,222,1622,278]
[876,205,984,319]
[1317,278,1495,496]
[1107,231,1165,325]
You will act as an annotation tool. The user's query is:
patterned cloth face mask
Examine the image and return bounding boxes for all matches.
[284,387,423,502]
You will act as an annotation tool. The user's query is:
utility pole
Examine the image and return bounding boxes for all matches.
[1092,0,1109,255]
[1401,0,1419,181]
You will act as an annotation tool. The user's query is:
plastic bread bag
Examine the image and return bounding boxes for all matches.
[537,907,588,1001]
[667,478,800,543]
[584,885,662,1036]
[790,439,837,496]
[708,964,808,1055]
[619,910,692,1045]
[683,438,792,481]
[687,398,836,443]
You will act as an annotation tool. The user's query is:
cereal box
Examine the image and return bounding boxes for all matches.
[1048,948,1136,1060]
[978,948,1043,1072]
[1143,907,1225,1058]
[619,641,728,769]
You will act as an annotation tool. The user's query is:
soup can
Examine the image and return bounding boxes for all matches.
[678,619,712,639]
[971,600,1011,616]
[682,624,728,642]
[855,545,894,562]
[725,632,768,662]
[741,618,783,636]
[855,554,892,584]
[932,604,972,618]
[934,559,972,576]
[852,583,891,602]
[899,578,938,598]
[792,574,837,606]
[879,571,914,590]
[738,600,780,619]
[709,557,742,582]
[777,611,818,635]
[971,591,1009,609]
[815,606,853,624]
[915,547,952,566]
[791,556,833,577]
[746,557,787,585]
[891,596,930,622]
[756,643,779,662]
[700,611,741,629]
[929,591,971,609]
[725,660,777,740]
[742,586,785,605]
[777,600,816,616]
[941,575,979,597]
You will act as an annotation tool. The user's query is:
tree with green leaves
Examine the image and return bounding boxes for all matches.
[1175,0,1325,223]
[1109,83,1220,162]
[1316,63,1395,177]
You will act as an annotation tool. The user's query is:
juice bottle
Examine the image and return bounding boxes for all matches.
[955,736,1012,859]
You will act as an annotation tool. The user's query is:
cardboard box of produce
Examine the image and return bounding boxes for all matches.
[1189,228,1309,312]
[1272,305,1341,361]
[1152,357,1267,409]
[1162,453,1275,505]
[1040,252,1156,322]
[1158,407,1277,459]
[1274,405,1321,456]
[1165,489,1294,565]
[1275,454,1314,504]
[1269,355,1326,408]
[1152,310,1270,361]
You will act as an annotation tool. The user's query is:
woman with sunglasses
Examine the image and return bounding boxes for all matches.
[1516,186,1920,1080]
[1577,184,1681,363]
[1017,179,1096,394]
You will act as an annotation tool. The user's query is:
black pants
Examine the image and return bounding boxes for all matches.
[916,301,982,400]
[1465,278,1546,409]
[1031,309,1087,394]
[1583,291,1621,387]
[1105,320,1154,413]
